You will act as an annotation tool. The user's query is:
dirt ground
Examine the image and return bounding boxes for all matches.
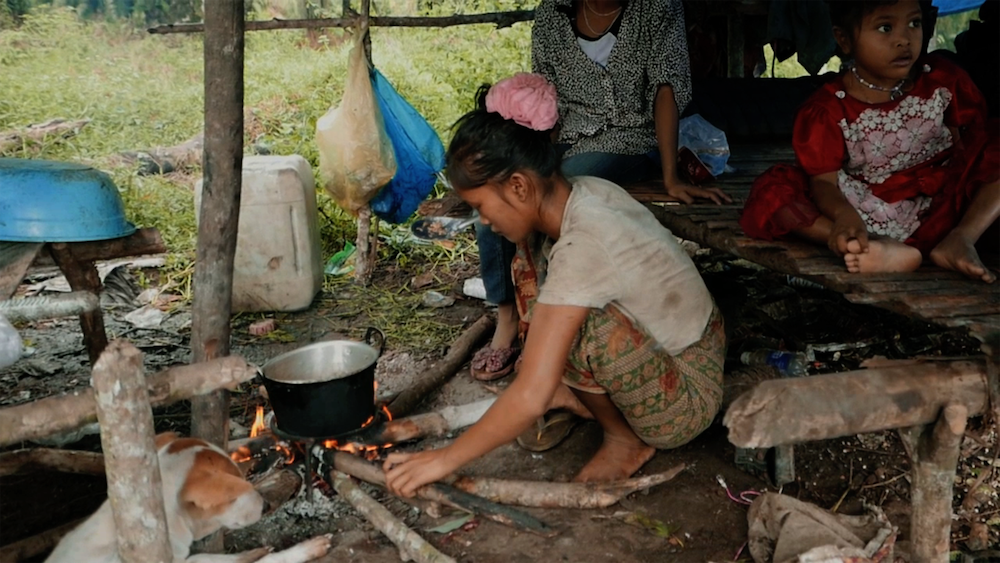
[1,248,997,562]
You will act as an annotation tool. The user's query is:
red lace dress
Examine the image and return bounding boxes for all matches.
[740,55,999,254]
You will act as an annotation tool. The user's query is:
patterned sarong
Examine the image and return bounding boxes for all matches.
[512,237,726,449]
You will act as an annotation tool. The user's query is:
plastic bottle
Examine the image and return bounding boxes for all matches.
[0,313,22,370]
[740,349,809,377]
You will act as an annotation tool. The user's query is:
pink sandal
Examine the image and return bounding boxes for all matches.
[470,346,520,381]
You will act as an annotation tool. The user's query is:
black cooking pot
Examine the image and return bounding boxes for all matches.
[261,328,385,439]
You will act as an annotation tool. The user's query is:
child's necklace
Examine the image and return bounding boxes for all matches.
[850,65,908,101]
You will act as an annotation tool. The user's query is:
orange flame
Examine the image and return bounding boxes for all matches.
[230,446,253,463]
[322,439,392,461]
[250,405,266,438]
[381,404,393,421]
[276,443,295,465]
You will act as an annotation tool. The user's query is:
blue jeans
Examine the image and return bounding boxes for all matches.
[475,149,662,304]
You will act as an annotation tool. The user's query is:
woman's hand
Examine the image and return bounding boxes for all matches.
[383,448,459,498]
[828,208,869,255]
[664,178,732,205]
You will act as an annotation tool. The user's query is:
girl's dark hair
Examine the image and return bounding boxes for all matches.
[445,84,560,191]
[827,0,934,58]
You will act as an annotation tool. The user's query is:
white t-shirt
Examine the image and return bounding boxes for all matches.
[536,176,714,355]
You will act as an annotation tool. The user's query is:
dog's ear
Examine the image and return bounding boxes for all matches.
[179,449,257,520]
[154,431,180,450]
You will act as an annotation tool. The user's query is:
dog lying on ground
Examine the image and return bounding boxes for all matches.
[45,432,331,563]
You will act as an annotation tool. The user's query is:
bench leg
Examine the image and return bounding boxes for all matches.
[49,243,107,365]
[900,404,968,563]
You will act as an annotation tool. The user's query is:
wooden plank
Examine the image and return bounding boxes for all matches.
[846,285,998,301]
[0,242,43,299]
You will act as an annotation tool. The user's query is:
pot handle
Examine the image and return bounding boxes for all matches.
[364,327,386,356]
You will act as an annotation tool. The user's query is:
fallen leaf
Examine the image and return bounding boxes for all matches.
[426,514,473,534]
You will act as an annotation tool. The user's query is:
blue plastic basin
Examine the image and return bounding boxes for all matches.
[0,158,136,243]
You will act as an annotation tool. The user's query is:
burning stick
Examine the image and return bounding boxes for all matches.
[318,450,556,537]
[450,464,687,508]
[330,470,457,563]
[370,398,496,444]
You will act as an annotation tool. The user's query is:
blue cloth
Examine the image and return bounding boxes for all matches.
[369,69,446,224]
[934,0,984,15]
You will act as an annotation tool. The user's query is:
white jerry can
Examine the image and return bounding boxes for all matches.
[195,155,323,312]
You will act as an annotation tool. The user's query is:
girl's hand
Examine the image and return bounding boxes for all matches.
[383,448,458,498]
[664,178,732,205]
[829,209,869,255]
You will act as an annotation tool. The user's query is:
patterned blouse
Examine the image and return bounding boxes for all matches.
[531,0,692,157]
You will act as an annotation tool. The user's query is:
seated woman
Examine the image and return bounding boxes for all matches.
[383,76,725,493]
[471,0,728,382]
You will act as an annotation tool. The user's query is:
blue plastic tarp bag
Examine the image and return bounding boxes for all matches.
[369,69,446,224]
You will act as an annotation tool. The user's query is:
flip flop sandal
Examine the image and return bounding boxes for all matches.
[516,410,579,452]
[470,346,519,381]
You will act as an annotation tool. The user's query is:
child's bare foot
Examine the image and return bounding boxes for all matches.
[843,238,922,274]
[930,231,996,283]
[572,432,655,483]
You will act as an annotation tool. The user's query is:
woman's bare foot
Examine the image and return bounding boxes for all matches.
[573,432,655,482]
[843,238,922,274]
[930,230,996,283]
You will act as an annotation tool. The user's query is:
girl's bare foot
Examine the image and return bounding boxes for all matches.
[843,238,921,274]
[548,384,594,419]
[572,432,655,483]
[930,231,996,283]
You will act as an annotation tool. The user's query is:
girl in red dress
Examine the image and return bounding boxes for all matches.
[740,0,999,282]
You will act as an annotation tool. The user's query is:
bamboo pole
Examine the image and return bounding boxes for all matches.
[91,340,171,563]
[190,0,245,449]
[147,11,535,34]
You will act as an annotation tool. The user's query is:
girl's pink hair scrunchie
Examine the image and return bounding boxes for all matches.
[485,73,558,132]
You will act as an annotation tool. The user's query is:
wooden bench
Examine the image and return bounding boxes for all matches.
[0,228,167,365]
[626,143,998,561]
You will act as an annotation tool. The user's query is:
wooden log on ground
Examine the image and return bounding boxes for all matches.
[0,355,258,447]
[0,517,87,562]
[372,398,496,444]
[116,134,203,175]
[49,242,108,365]
[723,359,987,448]
[190,0,245,451]
[319,450,556,537]
[388,315,495,418]
[0,118,90,153]
[450,463,686,509]
[0,448,105,477]
[147,10,535,34]
[91,340,171,563]
[254,468,303,516]
[908,404,968,563]
[330,470,457,563]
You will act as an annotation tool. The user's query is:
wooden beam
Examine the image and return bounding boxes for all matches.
[723,359,988,448]
[0,242,43,299]
[190,0,245,449]
[48,243,108,365]
[147,11,535,34]
[0,355,258,448]
[91,340,171,563]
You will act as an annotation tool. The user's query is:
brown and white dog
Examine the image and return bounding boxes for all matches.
[45,432,331,563]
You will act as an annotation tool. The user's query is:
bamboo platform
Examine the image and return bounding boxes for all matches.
[626,144,1000,357]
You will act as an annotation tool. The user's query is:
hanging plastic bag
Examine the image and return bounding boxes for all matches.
[369,69,446,224]
[316,34,397,214]
[678,114,730,177]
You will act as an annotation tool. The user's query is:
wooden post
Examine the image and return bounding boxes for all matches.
[353,0,379,286]
[906,404,967,563]
[191,0,245,448]
[92,340,171,563]
[49,243,108,365]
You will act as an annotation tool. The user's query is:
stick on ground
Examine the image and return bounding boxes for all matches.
[330,470,456,563]
[388,315,494,418]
